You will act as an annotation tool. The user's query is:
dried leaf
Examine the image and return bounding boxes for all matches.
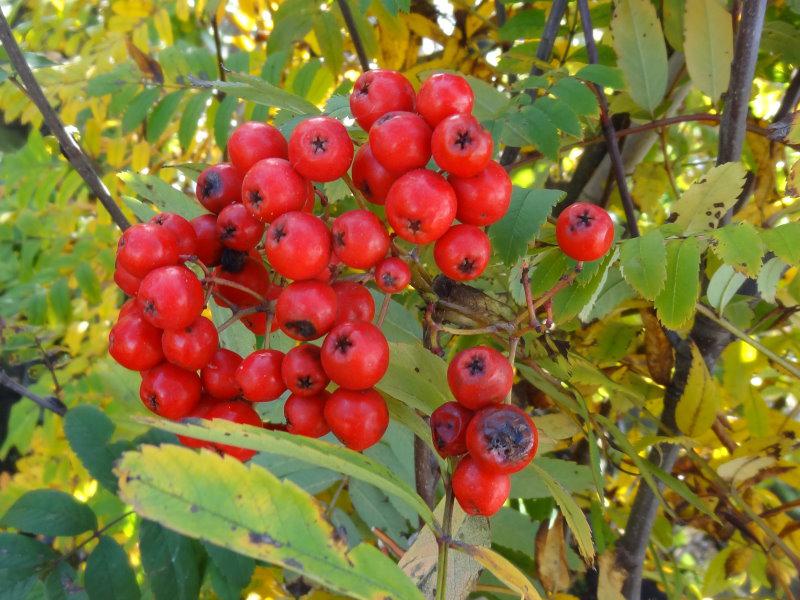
[642,309,673,385]
[597,551,626,600]
[535,516,570,594]
[125,38,163,83]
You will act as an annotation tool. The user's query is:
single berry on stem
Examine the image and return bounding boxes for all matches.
[161,315,219,371]
[137,265,205,330]
[289,116,354,182]
[275,280,338,341]
[332,281,376,324]
[235,349,286,402]
[451,455,510,516]
[351,143,398,205]
[369,112,432,174]
[433,224,491,281]
[465,404,538,475]
[449,161,512,226]
[139,362,201,419]
[216,203,265,251]
[331,210,390,270]
[196,163,244,214]
[447,345,513,410]
[374,257,411,294]
[281,344,330,397]
[320,320,389,390]
[349,69,415,131]
[116,223,178,278]
[285,392,330,438]
[201,348,243,401]
[228,122,288,173]
[324,387,389,451]
[109,314,164,372]
[430,401,473,457]
[385,169,457,244]
[150,212,198,257]
[431,114,492,178]
[265,211,332,281]
[555,202,615,262]
[416,73,475,128]
[242,158,309,223]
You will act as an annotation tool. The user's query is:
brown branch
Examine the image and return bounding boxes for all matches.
[0,369,67,416]
[336,0,370,72]
[0,10,130,231]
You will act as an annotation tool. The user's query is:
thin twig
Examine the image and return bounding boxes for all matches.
[658,128,680,199]
[0,369,67,416]
[434,466,455,600]
[341,172,368,209]
[376,294,390,327]
[203,277,269,304]
[505,336,520,404]
[336,0,370,72]
[326,477,348,518]
[520,262,542,330]
[0,10,130,231]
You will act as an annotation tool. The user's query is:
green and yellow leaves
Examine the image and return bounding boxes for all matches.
[710,222,764,277]
[194,71,320,115]
[672,163,747,233]
[761,222,800,264]
[619,229,667,300]
[611,0,668,113]
[1,490,96,537]
[453,544,543,600]
[684,0,733,102]
[490,188,564,266]
[654,238,701,329]
[116,444,425,600]
[675,343,718,437]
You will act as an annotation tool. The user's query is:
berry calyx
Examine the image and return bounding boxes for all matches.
[320,320,389,390]
[289,116,354,182]
[195,163,243,214]
[205,401,263,461]
[416,73,475,128]
[201,348,243,401]
[137,265,205,330]
[451,455,510,516]
[449,161,512,226]
[431,114,492,178]
[139,362,201,419]
[430,401,473,457]
[447,345,513,410]
[281,344,330,397]
[275,280,338,341]
[350,69,415,131]
[117,223,178,278]
[109,314,164,371]
[285,392,330,438]
[369,111,432,174]
[332,281,375,324]
[555,202,615,262]
[216,203,265,251]
[433,224,491,281]
[465,404,538,475]
[161,315,219,371]
[385,169,457,244]
[265,211,332,281]
[324,388,389,451]
[228,122,288,173]
[235,349,286,402]
[374,257,411,294]
[242,158,308,223]
[351,143,398,205]
[331,209,390,270]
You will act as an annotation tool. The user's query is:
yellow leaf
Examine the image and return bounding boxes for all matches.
[176,0,190,21]
[131,141,150,172]
[106,137,127,168]
[132,23,150,54]
[112,0,153,18]
[535,516,570,594]
[597,551,626,600]
[632,161,669,218]
[787,159,800,197]
[675,342,718,437]
[673,162,747,233]
[453,543,543,600]
[153,8,173,46]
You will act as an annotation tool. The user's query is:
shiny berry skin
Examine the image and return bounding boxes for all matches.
[416,73,475,128]
[385,170,457,244]
[431,114,492,178]
[430,401,473,457]
[265,211,332,281]
[114,260,141,296]
[275,280,337,341]
[313,253,342,283]
[150,212,198,257]
[331,210,390,270]
[242,158,308,223]
[228,121,288,173]
[351,143,398,205]
[332,281,375,324]
[452,455,510,516]
[139,363,201,419]
[205,401,263,461]
[117,223,178,278]
[350,69,415,131]
[177,394,217,449]
[119,298,143,320]
[109,314,164,371]
[555,202,615,262]
[447,345,513,410]
[137,265,205,330]
[433,224,491,281]
[191,214,224,267]
[161,316,219,371]
[448,161,511,226]
[281,344,330,397]
[285,392,330,438]
[195,163,243,214]
[235,349,286,402]
[289,116,354,182]
[321,321,389,390]
[201,349,243,401]
[369,112,432,174]
[216,203,265,251]
[374,257,411,294]
[212,252,274,308]
[324,388,388,451]
[466,404,538,475]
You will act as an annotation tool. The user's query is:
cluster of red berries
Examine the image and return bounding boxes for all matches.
[429,345,539,517]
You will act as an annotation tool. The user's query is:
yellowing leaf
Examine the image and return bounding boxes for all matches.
[131,140,150,172]
[154,8,174,46]
[535,516,570,594]
[684,0,733,102]
[711,222,765,276]
[672,162,747,233]
[597,551,626,600]
[675,342,718,437]
[452,543,543,600]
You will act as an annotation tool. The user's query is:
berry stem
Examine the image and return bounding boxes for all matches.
[326,476,349,518]
[513,263,583,328]
[341,172,368,210]
[376,293,391,327]
[520,261,543,331]
[435,467,455,600]
[203,276,269,304]
[505,336,519,404]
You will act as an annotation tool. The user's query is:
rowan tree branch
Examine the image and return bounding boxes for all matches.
[0,10,130,232]
[336,0,370,72]
[0,369,67,416]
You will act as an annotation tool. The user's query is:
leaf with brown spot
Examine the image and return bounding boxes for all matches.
[125,38,163,83]
[535,516,570,594]
[641,309,673,385]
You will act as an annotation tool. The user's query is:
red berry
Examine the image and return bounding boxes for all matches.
[302,181,316,213]
[140,362,201,419]
[117,223,178,278]
[374,257,411,294]
[265,211,332,281]
[312,253,342,283]
[216,203,265,251]
[239,309,280,335]
[369,111,432,174]
[119,298,142,320]
[555,202,615,262]
[235,349,286,402]
[228,122,288,173]
[196,163,243,214]
[416,73,475,128]
[137,265,205,330]
[385,169,456,244]
[201,348,243,401]
[150,212,198,257]
[350,69,415,131]
[466,404,538,475]
[177,394,218,449]
[430,401,473,457]
[331,210,390,270]
[332,281,375,324]
[205,401,262,461]
[191,214,224,267]
[447,345,513,410]
[281,344,330,397]
[211,252,273,308]
[114,260,142,296]
[321,320,389,390]
[452,455,510,516]
[449,161,512,226]
[324,388,388,451]
[289,116,354,182]
[275,280,337,341]
[242,158,308,223]
[431,114,492,178]
[351,143,398,205]
[109,314,164,371]
[433,224,491,281]
[285,392,330,438]
[161,316,219,371]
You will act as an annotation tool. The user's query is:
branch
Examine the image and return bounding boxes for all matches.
[0,369,67,416]
[0,10,130,232]
[576,0,639,238]
[336,0,370,72]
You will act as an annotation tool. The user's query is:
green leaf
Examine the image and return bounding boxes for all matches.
[549,77,598,117]
[84,537,140,600]
[75,263,101,305]
[204,543,255,592]
[1,490,96,537]
[707,265,745,313]
[675,342,718,437]
[761,222,800,264]
[672,163,747,233]
[139,520,201,600]
[118,172,204,219]
[619,229,668,300]
[122,88,160,134]
[757,257,785,304]
[133,416,437,528]
[498,9,545,41]
[49,278,72,324]
[349,480,411,541]
[522,104,559,159]
[575,64,625,90]
[611,0,668,112]
[122,195,158,222]
[192,71,320,115]
[663,0,685,50]
[654,238,701,329]
[510,457,594,499]
[534,96,582,137]
[368,291,422,344]
[490,187,564,266]
[208,299,256,357]
[179,92,211,151]
[64,405,126,492]
[552,252,614,323]
[377,341,450,414]
[213,94,239,150]
[465,76,510,121]
[684,0,733,102]
[313,11,343,75]
[761,21,800,66]
[0,533,57,594]
[711,222,764,276]
[146,90,185,143]
[117,445,425,600]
